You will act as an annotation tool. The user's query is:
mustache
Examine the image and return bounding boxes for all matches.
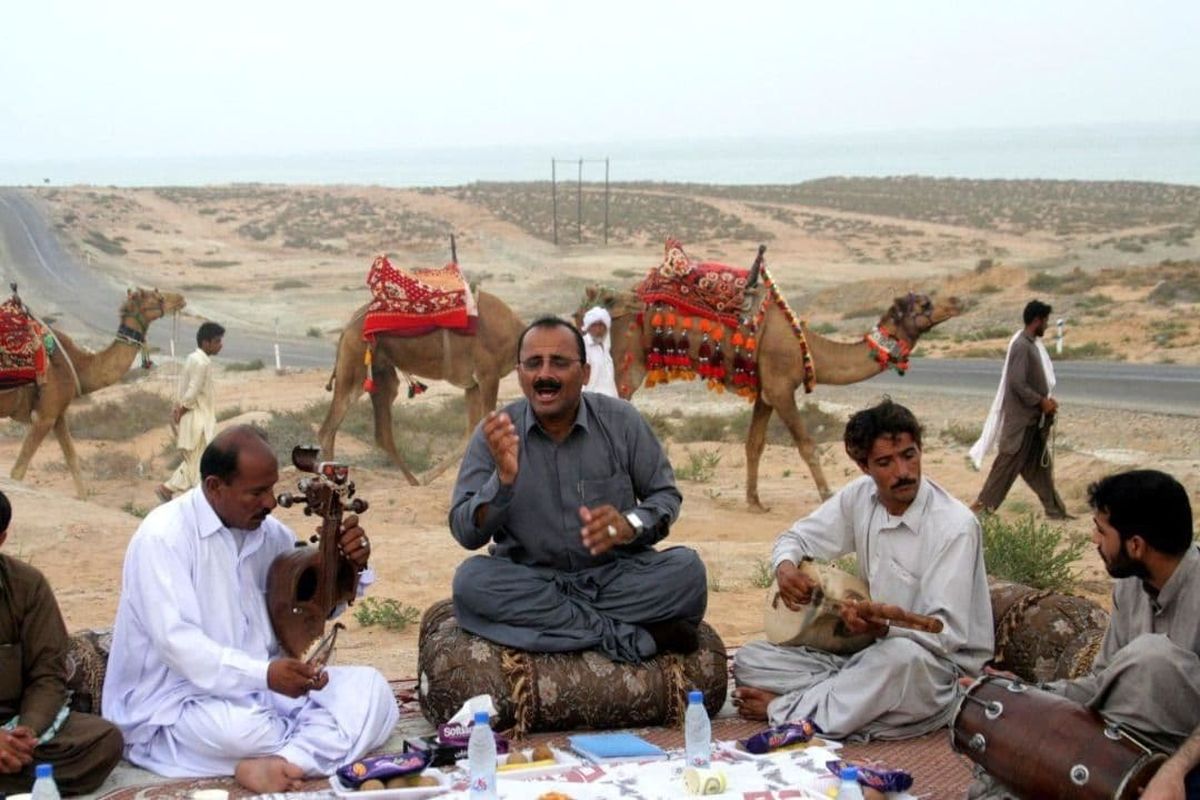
[533,378,562,392]
[891,479,917,491]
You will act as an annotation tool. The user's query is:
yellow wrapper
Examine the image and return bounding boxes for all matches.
[683,766,727,795]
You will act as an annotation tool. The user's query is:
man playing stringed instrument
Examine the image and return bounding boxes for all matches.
[104,426,397,794]
[733,398,994,740]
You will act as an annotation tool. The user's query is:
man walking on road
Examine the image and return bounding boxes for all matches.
[969,300,1071,519]
[157,322,224,503]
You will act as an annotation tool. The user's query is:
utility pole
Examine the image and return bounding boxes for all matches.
[604,157,610,246]
[577,157,583,244]
[551,159,558,246]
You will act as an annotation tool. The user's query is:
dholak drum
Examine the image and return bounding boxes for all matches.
[763,561,874,655]
[951,675,1165,799]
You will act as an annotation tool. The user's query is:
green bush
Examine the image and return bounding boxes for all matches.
[353,598,420,632]
[675,448,722,482]
[751,558,775,588]
[225,359,265,372]
[980,512,1087,591]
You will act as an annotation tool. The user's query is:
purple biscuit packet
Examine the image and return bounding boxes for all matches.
[337,751,428,788]
[826,759,914,793]
[739,719,822,754]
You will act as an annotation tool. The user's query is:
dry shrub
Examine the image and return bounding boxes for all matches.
[85,448,144,479]
[70,391,172,440]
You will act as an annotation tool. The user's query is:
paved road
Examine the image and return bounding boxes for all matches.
[0,188,333,368]
[2,188,1197,415]
[873,358,1200,417]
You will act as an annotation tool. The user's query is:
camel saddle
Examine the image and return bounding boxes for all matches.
[0,295,52,389]
[636,238,759,330]
[362,255,479,340]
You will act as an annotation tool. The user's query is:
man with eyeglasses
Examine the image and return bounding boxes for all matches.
[449,317,707,662]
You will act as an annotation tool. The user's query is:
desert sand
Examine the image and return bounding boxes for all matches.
[2,179,1198,679]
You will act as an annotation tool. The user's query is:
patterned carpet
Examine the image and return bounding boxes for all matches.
[94,678,974,799]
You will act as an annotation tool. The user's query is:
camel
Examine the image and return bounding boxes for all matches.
[0,288,187,498]
[579,284,961,510]
[318,290,525,485]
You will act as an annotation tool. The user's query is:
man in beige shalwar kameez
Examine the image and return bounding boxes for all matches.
[157,322,224,503]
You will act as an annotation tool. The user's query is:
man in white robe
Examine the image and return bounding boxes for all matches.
[105,425,397,794]
[732,399,993,740]
[158,321,225,503]
[581,306,619,398]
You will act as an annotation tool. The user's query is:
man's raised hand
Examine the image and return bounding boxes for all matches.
[482,411,520,485]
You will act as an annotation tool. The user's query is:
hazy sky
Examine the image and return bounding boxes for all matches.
[2,0,1197,161]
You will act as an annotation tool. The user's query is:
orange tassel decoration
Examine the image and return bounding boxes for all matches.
[363,346,376,393]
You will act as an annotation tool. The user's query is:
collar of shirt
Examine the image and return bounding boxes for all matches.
[868,476,932,533]
[1146,544,1199,613]
[187,487,267,557]
[519,394,591,438]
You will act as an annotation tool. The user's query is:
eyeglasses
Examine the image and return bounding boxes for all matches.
[518,355,582,372]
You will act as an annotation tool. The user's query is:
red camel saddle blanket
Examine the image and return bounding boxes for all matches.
[636,238,752,330]
[0,298,50,387]
[362,255,479,340]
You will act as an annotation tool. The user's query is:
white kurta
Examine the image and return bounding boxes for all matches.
[102,489,397,777]
[735,476,994,739]
[584,334,618,397]
[164,348,218,493]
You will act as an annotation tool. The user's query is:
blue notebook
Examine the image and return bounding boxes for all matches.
[568,732,668,763]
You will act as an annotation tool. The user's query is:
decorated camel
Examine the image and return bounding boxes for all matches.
[318,254,524,485]
[0,287,187,497]
[578,240,961,510]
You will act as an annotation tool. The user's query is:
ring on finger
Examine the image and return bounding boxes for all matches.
[606,524,618,538]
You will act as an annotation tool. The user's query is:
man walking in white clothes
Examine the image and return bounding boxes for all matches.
[106,426,398,793]
[158,321,225,503]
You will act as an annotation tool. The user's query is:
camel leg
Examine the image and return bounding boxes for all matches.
[744,397,775,513]
[52,415,87,498]
[772,396,833,501]
[463,383,485,435]
[317,363,365,461]
[10,414,57,484]
[369,367,419,486]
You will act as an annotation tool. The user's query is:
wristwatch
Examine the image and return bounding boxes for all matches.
[624,511,646,540]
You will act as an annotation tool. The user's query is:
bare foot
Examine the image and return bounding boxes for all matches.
[732,686,777,721]
[234,756,305,793]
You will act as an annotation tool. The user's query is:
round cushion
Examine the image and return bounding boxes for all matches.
[418,599,727,737]
[989,581,1109,683]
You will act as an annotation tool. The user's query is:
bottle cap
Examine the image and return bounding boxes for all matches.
[840,766,859,781]
[688,690,704,703]
[36,763,54,779]
[473,710,490,724]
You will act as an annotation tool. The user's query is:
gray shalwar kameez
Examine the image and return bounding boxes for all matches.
[968,544,1200,799]
[734,476,993,740]
[449,393,705,663]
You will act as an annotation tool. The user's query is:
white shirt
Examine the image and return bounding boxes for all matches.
[771,475,994,672]
[584,334,618,397]
[175,348,216,450]
[102,488,374,745]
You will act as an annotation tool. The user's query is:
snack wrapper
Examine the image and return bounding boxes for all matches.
[337,751,428,788]
[739,719,822,754]
[826,759,914,793]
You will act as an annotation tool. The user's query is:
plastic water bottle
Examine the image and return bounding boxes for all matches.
[837,766,865,800]
[684,689,712,768]
[31,763,61,800]
[467,710,498,799]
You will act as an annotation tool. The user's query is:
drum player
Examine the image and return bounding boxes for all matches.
[968,469,1200,799]
[732,398,994,740]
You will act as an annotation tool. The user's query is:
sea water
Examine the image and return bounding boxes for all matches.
[1,122,1196,187]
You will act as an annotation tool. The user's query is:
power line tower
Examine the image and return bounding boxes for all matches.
[551,157,610,246]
